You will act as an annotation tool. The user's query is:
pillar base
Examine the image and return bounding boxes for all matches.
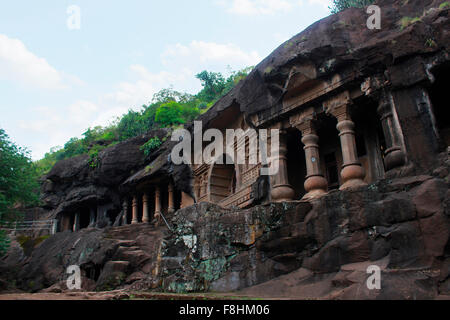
[384,147,406,171]
[303,175,328,200]
[131,219,139,225]
[271,184,295,202]
[339,165,367,190]
[168,208,175,215]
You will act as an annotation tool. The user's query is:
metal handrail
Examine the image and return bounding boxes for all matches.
[0,219,57,235]
[158,211,173,233]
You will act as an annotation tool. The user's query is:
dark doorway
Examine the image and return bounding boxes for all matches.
[286,129,307,199]
[429,62,450,149]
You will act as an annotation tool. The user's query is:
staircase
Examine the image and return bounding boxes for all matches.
[97,223,167,290]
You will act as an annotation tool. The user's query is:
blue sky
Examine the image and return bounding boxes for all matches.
[0,0,331,160]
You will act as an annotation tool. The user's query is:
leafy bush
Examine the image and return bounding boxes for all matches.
[140,137,162,156]
[329,0,375,13]
[0,129,39,256]
[0,230,11,256]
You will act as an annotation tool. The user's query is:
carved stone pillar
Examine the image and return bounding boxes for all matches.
[270,130,295,202]
[73,212,80,232]
[194,181,200,201]
[122,200,128,225]
[142,193,150,223]
[154,187,161,221]
[296,119,328,199]
[377,91,406,170]
[131,195,139,224]
[325,92,366,190]
[89,208,96,228]
[168,183,175,214]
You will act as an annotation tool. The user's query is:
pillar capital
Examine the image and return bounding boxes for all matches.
[324,91,352,122]
[295,116,318,137]
[289,107,315,132]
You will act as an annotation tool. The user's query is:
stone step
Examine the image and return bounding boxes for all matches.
[115,240,137,247]
[119,250,151,266]
[104,261,130,273]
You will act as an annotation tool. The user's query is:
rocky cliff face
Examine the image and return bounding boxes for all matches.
[1,0,449,299]
[40,129,174,222]
[1,156,448,298]
[160,163,450,299]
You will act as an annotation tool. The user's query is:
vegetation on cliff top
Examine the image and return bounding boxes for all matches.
[330,0,375,13]
[34,67,253,176]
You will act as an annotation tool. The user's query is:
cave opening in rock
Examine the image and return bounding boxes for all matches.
[429,62,450,149]
[317,114,342,190]
[79,209,90,230]
[352,96,386,183]
[82,263,103,282]
[286,128,307,199]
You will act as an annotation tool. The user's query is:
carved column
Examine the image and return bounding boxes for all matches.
[154,187,161,221]
[270,130,295,202]
[325,92,367,190]
[89,208,96,228]
[377,90,406,170]
[142,193,150,223]
[168,183,175,214]
[194,180,200,201]
[122,200,128,225]
[296,119,328,199]
[73,212,80,232]
[131,195,139,224]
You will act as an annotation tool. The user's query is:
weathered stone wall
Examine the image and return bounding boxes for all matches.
[158,159,449,298]
[1,153,448,298]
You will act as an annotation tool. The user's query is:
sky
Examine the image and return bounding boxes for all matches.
[0,0,332,160]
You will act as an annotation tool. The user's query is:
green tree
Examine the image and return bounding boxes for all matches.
[155,101,186,127]
[117,109,151,141]
[0,129,40,256]
[196,71,226,103]
[329,0,374,13]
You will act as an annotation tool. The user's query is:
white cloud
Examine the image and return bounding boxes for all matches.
[0,34,65,89]
[19,41,261,159]
[162,40,261,71]
[216,0,294,15]
[216,0,331,15]
[301,0,331,9]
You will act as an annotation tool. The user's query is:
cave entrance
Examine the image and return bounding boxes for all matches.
[107,208,120,226]
[209,154,236,204]
[79,209,90,230]
[317,114,342,190]
[429,62,450,149]
[352,96,386,183]
[82,263,103,282]
[286,129,306,199]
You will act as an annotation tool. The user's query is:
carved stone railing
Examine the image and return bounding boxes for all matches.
[219,185,253,208]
